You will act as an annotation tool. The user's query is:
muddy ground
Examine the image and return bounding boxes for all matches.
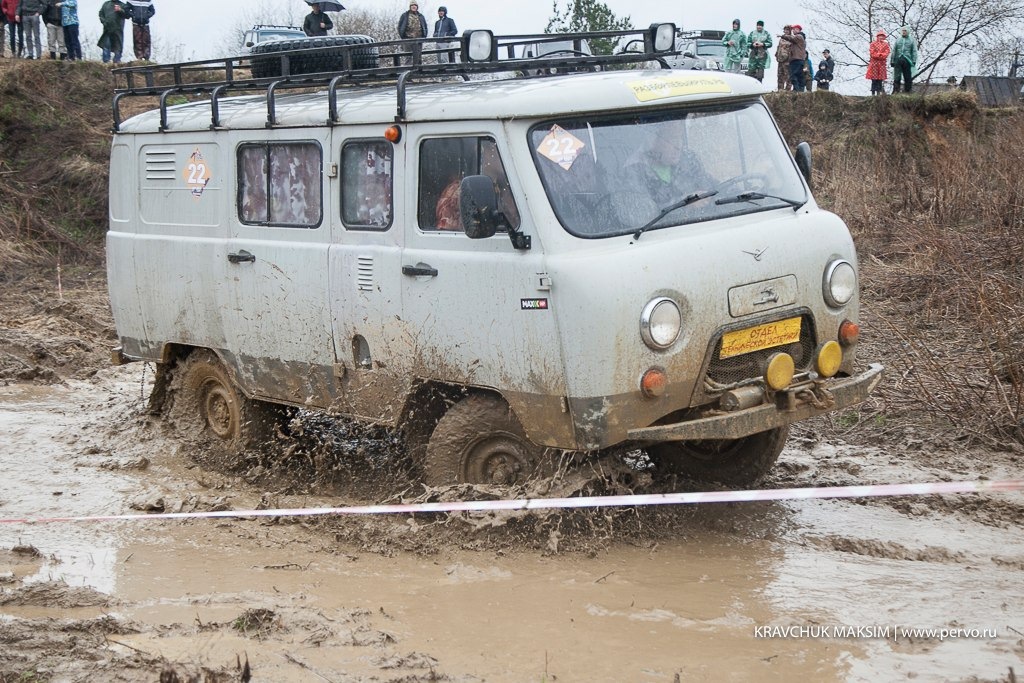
[1,269,1023,683]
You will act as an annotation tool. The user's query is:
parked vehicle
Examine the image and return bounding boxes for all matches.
[107,25,881,488]
[241,25,306,53]
[666,30,749,72]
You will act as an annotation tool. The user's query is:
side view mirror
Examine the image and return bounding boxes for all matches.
[683,51,696,58]
[459,175,532,250]
[459,175,500,240]
[795,141,812,188]
[245,41,255,48]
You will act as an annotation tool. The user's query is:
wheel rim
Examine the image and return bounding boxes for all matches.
[201,381,237,440]
[460,433,535,485]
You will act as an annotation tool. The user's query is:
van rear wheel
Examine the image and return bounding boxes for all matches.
[647,426,789,486]
[174,350,291,451]
[425,395,547,486]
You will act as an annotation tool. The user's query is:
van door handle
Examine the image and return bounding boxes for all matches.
[228,250,256,264]
[402,264,438,277]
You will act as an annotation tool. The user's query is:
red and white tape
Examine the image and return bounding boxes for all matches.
[1,479,1021,525]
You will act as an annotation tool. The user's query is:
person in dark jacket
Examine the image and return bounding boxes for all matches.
[302,2,332,37]
[432,5,457,63]
[814,60,832,90]
[15,0,46,59]
[42,0,64,58]
[97,0,126,63]
[126,0,153,60]
[397,1,426,64]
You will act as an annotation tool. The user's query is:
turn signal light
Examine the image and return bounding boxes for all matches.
[640,368,667,398]
[839,319,860,346]
[816,340,843,378]
[764,353,795,391]
[384,125,402,143]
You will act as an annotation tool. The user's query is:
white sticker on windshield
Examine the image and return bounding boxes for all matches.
[538,125,585,170]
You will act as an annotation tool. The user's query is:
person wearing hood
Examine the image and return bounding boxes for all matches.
[432,5,457,63]
[303,3,332,37]
[746,19,772,82]
[866,30,889,95]
[722,18,747,72]
[890,26,917,93]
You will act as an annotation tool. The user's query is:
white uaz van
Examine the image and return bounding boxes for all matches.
[107,25,882,487]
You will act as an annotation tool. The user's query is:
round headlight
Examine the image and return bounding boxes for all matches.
[823,259,857,307]
[640,297,682,350]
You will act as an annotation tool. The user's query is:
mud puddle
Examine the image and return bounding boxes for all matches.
[1,368,1023,681]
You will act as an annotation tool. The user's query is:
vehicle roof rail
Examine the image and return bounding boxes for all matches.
[110,26,680,131]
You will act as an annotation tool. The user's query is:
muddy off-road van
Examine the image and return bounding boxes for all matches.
[107,25,882,487]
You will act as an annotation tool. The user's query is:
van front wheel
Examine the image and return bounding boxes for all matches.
[425,395,546,486]
[647,426,789,486]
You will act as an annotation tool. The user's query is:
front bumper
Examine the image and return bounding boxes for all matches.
[627,363,884,442]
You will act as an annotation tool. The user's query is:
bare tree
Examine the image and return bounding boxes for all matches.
[971,32,1024,75]
[333,3,403,42]
[808,0,1024,83]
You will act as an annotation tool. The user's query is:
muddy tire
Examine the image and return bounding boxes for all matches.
[173,350,292,452]
[250,35,379,78]
[647,426,789,486]
[424,394,548,486]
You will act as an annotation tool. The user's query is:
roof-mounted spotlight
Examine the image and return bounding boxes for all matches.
[462,30,497,63]
[645,23,677,53]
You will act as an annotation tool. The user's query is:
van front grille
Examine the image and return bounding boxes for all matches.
[704,314,816,388]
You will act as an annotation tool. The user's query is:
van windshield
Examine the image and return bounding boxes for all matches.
[529,103,807,238]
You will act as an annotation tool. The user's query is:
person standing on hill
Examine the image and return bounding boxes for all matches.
[302,2,332,37]
[432,5,458,64]
[126,0,154,60]
[15,0,46,59]
[2,0,22,57]
[398,2,426,64]
[54,0,79,60]
[746,19,771,82]
[866,30,889,95]
[822,48,835,79]
[814,60,832,90]
[775,24,793,90]
[780,23,807,91]
[722,19,747,72]
[1,4,8,57]
[42,0,65,59]
[3,0,20,57]
[891,26,917,93]
[97,0,126,63]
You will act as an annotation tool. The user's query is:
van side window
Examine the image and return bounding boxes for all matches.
[341,140,393,230]
[237,142,322,228]
[418,137,520,232]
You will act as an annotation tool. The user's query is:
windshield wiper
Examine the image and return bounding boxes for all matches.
[714,191,806,210]
[632,190,719,240]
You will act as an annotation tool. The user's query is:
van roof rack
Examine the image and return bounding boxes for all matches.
[111,25,679,132]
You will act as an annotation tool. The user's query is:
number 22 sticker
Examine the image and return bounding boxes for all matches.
[183,148,212,198]
[537,125,585,171]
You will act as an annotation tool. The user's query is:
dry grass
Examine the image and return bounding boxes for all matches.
[0,60,112,264]
[771,90,1024,444]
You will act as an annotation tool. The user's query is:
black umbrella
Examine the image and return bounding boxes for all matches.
[306,0,345,12]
